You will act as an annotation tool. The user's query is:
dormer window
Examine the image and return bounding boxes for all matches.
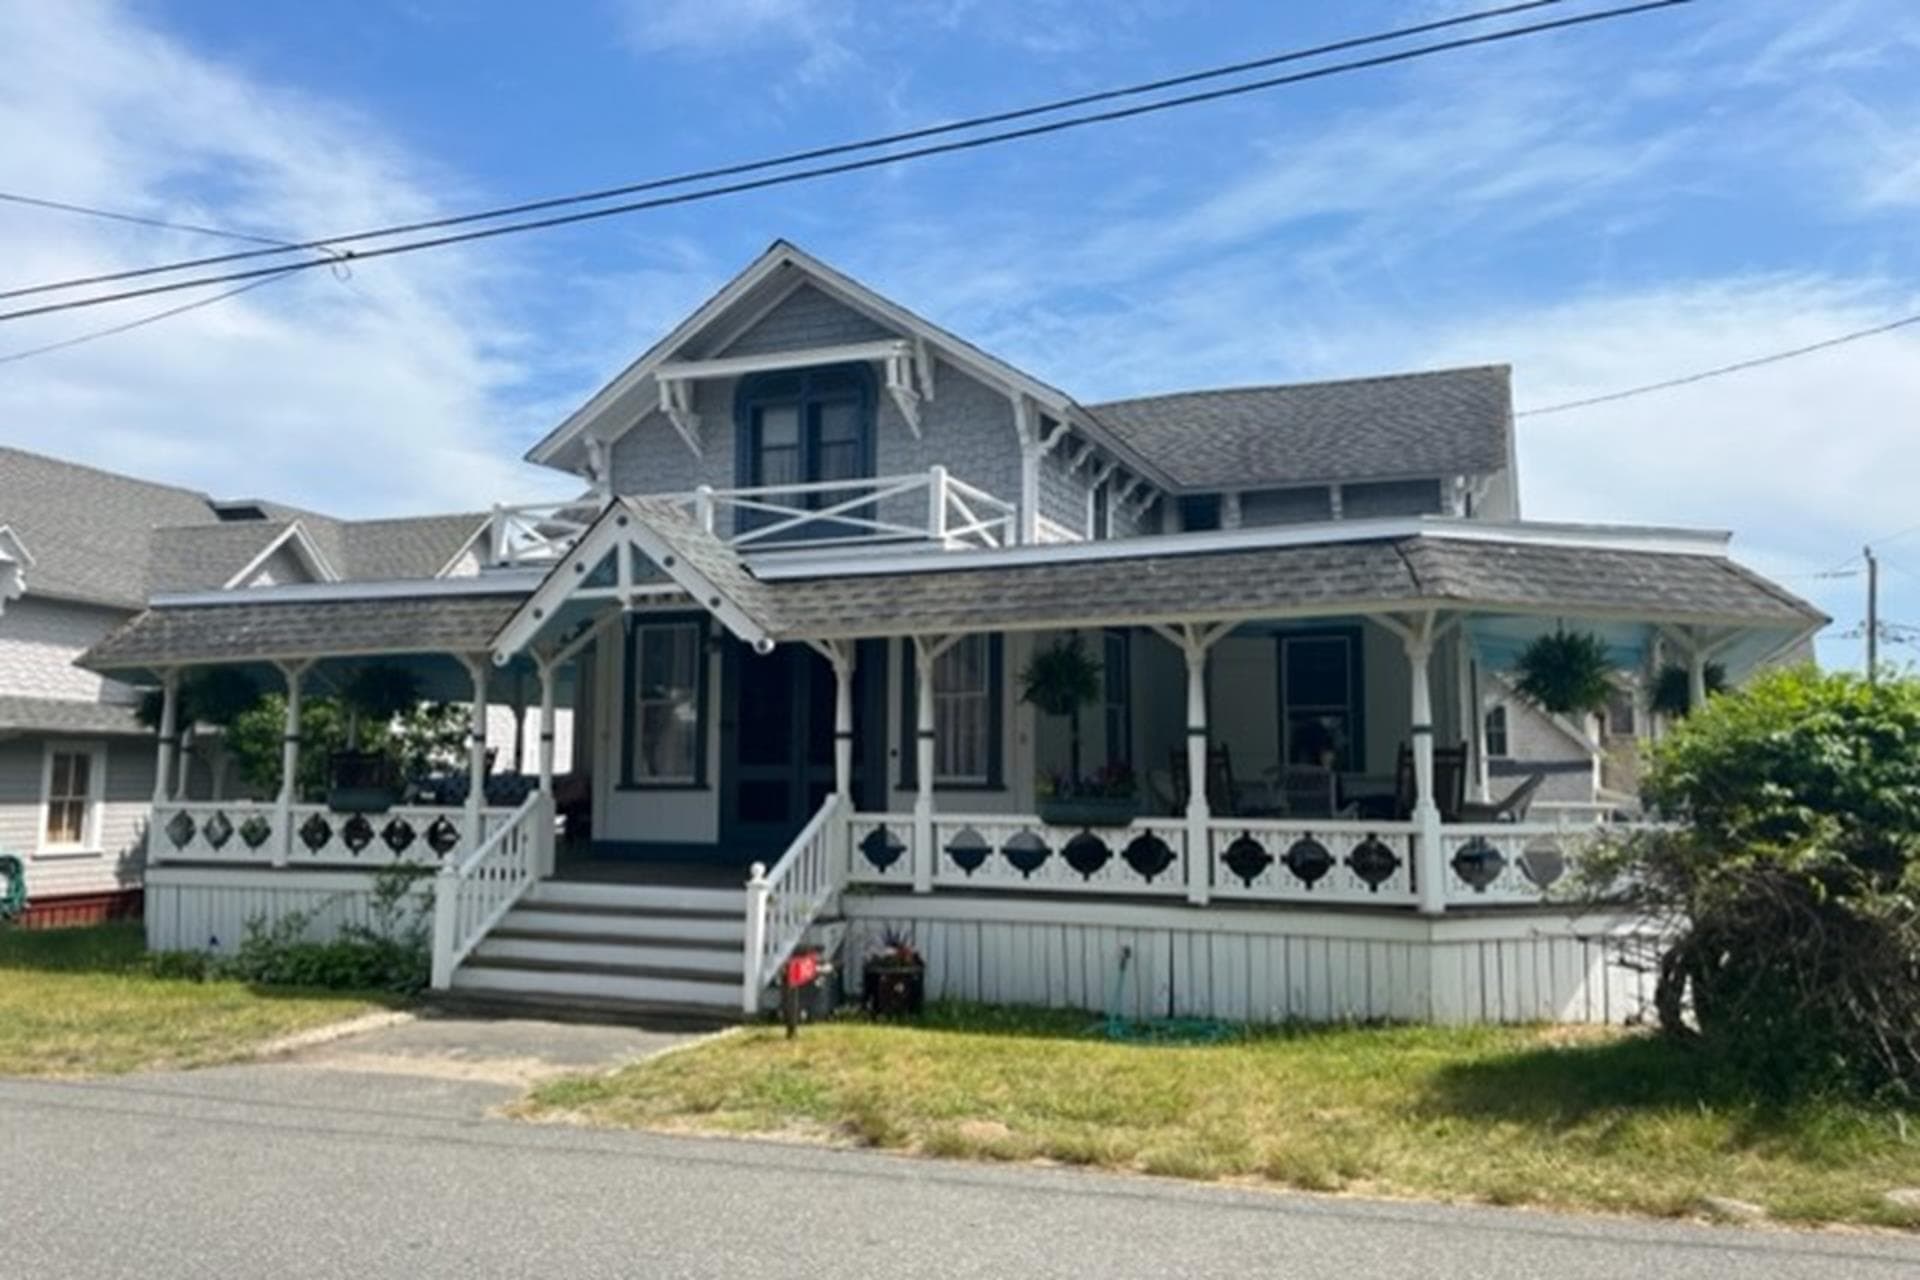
[736,364,874,538]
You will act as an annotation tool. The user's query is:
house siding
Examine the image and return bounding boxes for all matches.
[1487,690,1598,804]
[718,283,896,358]
[0,734,153,903]
[0,596,136,703]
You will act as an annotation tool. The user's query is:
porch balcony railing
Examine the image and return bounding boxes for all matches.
[843,811,1651,909]
[148,799,522,869]
[481,466,1017,569]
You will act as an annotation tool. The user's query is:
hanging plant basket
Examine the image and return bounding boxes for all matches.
[1513,630,1615,717]
[1649,661,1726,718]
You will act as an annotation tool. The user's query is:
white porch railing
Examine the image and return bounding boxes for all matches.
[845,811,1643,910]
[149,800,519,868]
[742,793,845,1012]
[684,467,1015,551]
[486,498,605,568]
[480,468,1018,568]
[430,792,552,989]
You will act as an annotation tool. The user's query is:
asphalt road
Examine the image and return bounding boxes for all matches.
[5,1056,1919,1280]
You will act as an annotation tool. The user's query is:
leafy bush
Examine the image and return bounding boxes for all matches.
[1596,666,1920,1098]
[226,863,434,995]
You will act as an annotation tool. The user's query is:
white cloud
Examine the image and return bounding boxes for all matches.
[610,0,855,83]
[0,0,573,517]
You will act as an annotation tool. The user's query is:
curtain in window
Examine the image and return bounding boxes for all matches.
[635,624,700,782]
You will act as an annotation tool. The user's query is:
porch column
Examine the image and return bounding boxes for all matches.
[173,723,193,800]
[911,636,941,894]
[535,655,558,795]
[1402,616,1446,916]
[151,668,179,807]
[1687,648,1709,714]
[274,660,308,868]
[830,641,857,803]
[510,670,528,775]
[1181,627,1211,906]
[463,655,489,853]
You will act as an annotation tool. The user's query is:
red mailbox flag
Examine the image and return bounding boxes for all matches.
[785,951,820,989]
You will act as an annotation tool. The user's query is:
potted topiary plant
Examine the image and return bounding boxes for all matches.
[1022,634,1139,824]
[863,928,925,1018]
[1513,629,1615,718]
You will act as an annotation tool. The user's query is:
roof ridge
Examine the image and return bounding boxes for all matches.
[1089,363,1511,408]
[0,443,215,505]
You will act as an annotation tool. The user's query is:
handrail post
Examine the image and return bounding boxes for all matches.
[743,861,771,1013]
[694,484,716,534]
[927,465,948,542]
[430,864,459,990]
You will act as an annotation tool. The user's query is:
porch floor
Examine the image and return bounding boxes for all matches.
[547,855,749,891]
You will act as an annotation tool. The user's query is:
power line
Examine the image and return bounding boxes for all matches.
[0,190,304,251]
[1516,309,1920,417]
[0,0,1687,323]
[0,0,1573,304]
[0,270,302,367]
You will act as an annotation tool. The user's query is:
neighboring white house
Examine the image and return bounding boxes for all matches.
[77,241,1824,1024]
[0,446,549,924]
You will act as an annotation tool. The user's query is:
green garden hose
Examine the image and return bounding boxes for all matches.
[0,853,25,922]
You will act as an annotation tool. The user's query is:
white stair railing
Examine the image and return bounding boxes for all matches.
[430,792,551,989]
[742,793,844,1012]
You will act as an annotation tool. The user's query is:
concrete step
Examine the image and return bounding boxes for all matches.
[525,880,745,915]
[450,959,741,1010]
[474,933,740,975]
[499,907,745,945]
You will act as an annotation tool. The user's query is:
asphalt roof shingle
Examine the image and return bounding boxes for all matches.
[0,695,146,736]
[0,446,220,607]
[1087,365,1513,491]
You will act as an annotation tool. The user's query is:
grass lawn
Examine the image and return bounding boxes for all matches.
[0,923,387,1077]
[522,1004,1920,1229]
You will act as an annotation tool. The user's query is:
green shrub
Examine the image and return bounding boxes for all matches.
[1597,666,1920,1098]
[227,863,433,996]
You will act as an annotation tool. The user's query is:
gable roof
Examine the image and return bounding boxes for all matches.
[148,511,489,594]
[1086,366,1513,491]
[0,445,221,608]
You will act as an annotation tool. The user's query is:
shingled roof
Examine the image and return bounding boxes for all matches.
[0,445,221,608]
[1087,365,1513,491]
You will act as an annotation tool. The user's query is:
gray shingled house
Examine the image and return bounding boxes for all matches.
[78,242,1823,1023]
[0,445,489,924]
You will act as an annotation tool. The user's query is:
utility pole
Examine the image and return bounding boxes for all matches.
[1865,544,1879,683]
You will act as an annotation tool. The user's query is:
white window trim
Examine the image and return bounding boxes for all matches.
[934,635,992,786]
[38,739,107,857]
[1484,705,1511,760]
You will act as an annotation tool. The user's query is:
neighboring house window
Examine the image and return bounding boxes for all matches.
[1484,705,1510,759]
[1103,629,1132,770]
[1177,494,1222,531]
[624,621,704,786]
[1605,688,1637,739]
[736,365,874,537]
[40,742,105,853]
[900,635,1004,788]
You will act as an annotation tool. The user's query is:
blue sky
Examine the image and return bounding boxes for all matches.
[1,0,1917,666]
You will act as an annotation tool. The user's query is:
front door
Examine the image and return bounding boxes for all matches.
[720,640,884,859]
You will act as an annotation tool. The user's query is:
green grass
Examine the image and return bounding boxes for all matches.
[0,923,385,1077]
[521,1004,1920,1229]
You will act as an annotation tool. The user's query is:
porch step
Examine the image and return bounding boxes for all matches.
[449,958,739,1010]
[501,907,746,945]
[525,880,745,915]
[474,932,740,975]
[447,876,754,1015]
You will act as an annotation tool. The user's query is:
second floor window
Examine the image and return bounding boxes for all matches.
[738,365,873,537]
[1485,705,1510,758]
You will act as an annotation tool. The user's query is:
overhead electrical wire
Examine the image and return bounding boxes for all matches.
[0,270,303,367]
[0,190,307,250]
[0,0,1688,324]
[0,0,1578,304]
